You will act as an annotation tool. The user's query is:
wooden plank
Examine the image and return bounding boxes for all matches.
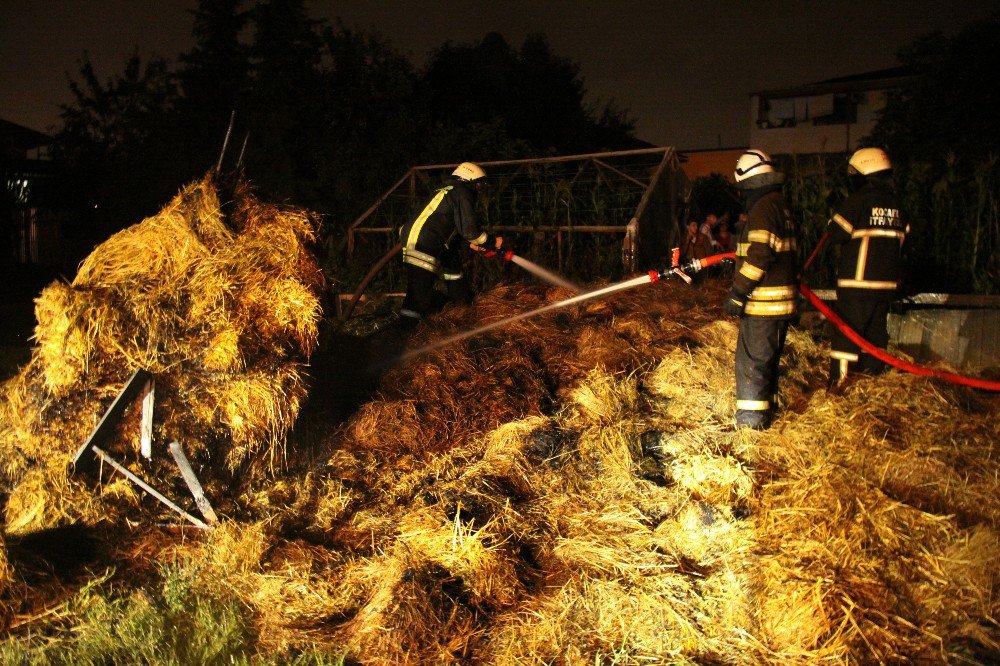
[169,441,218,525]
[71,369,152,474]
[139,378,154,460]
[92,445,209,529]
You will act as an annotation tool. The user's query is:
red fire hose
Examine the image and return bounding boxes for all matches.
[799,283,1000,391]
[800,232,1000,391]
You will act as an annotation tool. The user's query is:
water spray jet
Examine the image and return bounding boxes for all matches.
[485,248,581,292]
[400,251,736,361]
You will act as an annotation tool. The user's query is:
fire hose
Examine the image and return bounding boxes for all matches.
[800,232,1000,391]
[648,250,736,284]
[341,243,512,322]
[341,242,575,321]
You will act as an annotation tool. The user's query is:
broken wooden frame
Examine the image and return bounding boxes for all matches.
[70,368,218,529]
[346,147,690,278]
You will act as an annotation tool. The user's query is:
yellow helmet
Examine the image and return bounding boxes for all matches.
[848,148,891,175]
[452,162,486,182]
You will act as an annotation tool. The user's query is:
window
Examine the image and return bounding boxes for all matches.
[812,94,858,125]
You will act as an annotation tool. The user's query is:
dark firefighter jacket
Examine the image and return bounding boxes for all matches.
[828,176,909,300]
[400,177,489,274]
[733,186,799,318]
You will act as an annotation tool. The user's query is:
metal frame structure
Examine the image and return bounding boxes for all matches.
[346,147,689,276]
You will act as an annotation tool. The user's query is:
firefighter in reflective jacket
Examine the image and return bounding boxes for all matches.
[725,149,800,430]
[399,162,502,328]
[826,147,909,384]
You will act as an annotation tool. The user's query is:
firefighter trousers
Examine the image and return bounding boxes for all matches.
[735,317,789,429]
[829,297,890,384]
[400,261,471,328]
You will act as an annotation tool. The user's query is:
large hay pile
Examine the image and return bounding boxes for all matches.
[174,283,999,662]
[0,175,324,537]
[1,242,998,662]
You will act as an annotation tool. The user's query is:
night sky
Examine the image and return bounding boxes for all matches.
[1,1,996,149]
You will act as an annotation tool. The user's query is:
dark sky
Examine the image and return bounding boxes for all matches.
[1,1,996,149]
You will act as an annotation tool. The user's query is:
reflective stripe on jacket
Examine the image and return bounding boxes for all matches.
[828,178,909,300]
[400,178,486,273]
[733,188,800,319]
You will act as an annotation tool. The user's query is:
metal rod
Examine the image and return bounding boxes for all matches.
[347,168,416,234]
[236,131,250,169]
[343,242,402,320]
[592,158,648,188]
[71,368,152,474]
[91,446,209,529]
[352,225,628,234]
[631,148,675,224]
[412,146,671,171]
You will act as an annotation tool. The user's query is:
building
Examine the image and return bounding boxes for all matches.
[677,148,747,182]
[748,66,914,155]
[1,118,62,266]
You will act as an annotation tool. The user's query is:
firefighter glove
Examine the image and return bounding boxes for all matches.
[724,288,748,317]
[474,233,500,252]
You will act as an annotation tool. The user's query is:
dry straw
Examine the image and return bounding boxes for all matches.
[0,175,323,535]
[1,254,998,663]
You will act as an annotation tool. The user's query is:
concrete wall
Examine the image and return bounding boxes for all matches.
[889,306,1000,372]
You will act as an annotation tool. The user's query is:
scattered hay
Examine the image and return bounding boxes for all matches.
[2,268,998,664]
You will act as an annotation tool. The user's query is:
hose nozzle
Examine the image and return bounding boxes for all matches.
[485,249,515,262]
[650,251,737,285]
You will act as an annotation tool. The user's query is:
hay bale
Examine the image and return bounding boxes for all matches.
[0,174,324,532]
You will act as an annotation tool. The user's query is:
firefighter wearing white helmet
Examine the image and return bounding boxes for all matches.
[733,149,775,186]
[825,147,909,385]
[726,149,800,430]
[398,161,502,328]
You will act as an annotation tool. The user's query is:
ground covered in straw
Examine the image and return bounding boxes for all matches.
[1,202,998,663]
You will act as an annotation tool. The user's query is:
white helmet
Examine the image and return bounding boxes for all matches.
[734,149,775,183]
[452,162,486,182]
[848,147,891,175]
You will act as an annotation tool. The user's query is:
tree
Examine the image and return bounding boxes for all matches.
[870,14,1000,165]
[867,14,1000,294]
[242,0,325,205]
[316,22,422,218]
[176,0,252,174]
[49,52,182,254]
[46,6,641,272]
[421,32,636,159]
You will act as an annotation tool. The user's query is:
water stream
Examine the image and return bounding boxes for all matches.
[400,273,655,361]
[508,255,581,292]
